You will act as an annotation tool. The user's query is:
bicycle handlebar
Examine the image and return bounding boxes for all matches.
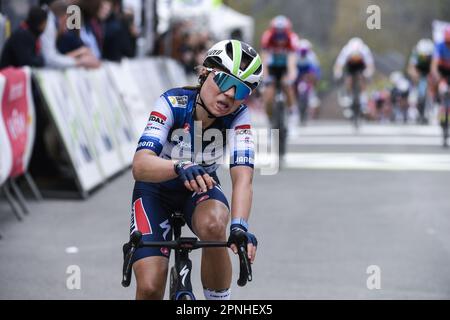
[121,231,253,288]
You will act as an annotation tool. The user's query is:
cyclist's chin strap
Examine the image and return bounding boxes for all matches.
[196,93,217,119]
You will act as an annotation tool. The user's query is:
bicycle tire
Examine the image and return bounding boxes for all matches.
[351,74,361,130]
[169,266,177,300]
[444,106,449,148]
[298,92,309,125]
[276,99,287,158]
[179,294,194,300]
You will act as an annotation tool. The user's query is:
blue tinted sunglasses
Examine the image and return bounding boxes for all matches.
[208,68,253,100]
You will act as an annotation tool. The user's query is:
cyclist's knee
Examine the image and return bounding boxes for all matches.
[193,202,228,240]
[134,257,168,300]
[136,282,164,300]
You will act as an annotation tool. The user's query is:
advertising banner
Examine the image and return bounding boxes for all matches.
[0,74,12,186]
[0,67,35,178]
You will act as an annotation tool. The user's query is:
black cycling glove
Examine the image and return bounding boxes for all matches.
[227,222,258,249]
[174,160,207,184]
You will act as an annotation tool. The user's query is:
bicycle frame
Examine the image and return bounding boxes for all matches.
[442,85,450,148]
[350,72,362,130]
[272,74,288,159]
[122,212,252,300]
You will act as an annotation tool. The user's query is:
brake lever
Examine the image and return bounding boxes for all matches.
[236,244,252,287]
[121,231,142,287]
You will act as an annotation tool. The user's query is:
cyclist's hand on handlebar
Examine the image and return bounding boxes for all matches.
[174,160,216,193]
[228,223,258,263]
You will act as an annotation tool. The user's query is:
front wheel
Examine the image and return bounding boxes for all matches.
[274,99,287,159]
[443,107,449,148]
[169,267,177,300]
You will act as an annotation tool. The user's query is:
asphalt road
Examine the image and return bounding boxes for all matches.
[1,119,450,300]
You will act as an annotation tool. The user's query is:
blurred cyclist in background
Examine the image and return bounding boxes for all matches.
[295,38,321,124]
[369,89,391,123]
[432,25,450,133]
[260,15,298,123]
[407,38,434,124]
[334,37,375,118]
[389,71,411,123]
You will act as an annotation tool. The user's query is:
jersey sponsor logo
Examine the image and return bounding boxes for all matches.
[145,125,161,132]
[236,156,250,164]
[168,95,188,108]
[149,111,167,125]
[131,198,152,235]
[235,124,252,135]
[137,140,155,149]
[234,154,254,164]
[176,140,192,149]
[159,219,172,240]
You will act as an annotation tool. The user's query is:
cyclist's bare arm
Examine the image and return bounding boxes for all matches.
[261,50,271,78]
[132,150,215,192]
[407,63,419,82]
[230,166,256,262]
[132,150,178,183]
[431,57,441,81]
[287,51,298,81]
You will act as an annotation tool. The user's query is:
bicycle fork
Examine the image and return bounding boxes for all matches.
[171,247,195,300]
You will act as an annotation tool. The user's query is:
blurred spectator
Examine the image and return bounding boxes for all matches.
[38,0,100,69]
[155,19,213,74]
[100,0,137,61]
[78,0,103,59]
[40,0,76,68]
[0,6,48,68]
[54,0,101,68]
[230,28,243,41]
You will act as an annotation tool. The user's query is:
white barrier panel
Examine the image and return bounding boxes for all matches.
[125,59,162,107]
[164,58,191,88]
[106,61,148,135]
[0,74,12,186]
[89,67,135,165]
[34,69,103,193]
[65,68,123,179]
[155,57,176,90]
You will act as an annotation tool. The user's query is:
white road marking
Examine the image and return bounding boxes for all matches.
[254,152,450,172]
[65,247,79,254]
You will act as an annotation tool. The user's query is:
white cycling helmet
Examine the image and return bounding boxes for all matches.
[298,39,312,51]
[348,37,364,48]
[416,38,434,56]
[203,39,263,89]
[270,15,292,32]
[397,78,410,92]
[389,71,403,85]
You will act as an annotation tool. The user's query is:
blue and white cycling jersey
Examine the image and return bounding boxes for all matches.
[297,51,321,79]
[434,42,450,69]
[136,87,254,183]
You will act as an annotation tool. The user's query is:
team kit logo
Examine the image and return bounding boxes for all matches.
[149,111,167,125]
[234,124,252,136]
[168,95,188,108]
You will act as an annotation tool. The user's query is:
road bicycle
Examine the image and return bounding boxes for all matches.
[350,71,363,130]
[438,79,450,148]
[271,71,288,160]
[122,212,252,300]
